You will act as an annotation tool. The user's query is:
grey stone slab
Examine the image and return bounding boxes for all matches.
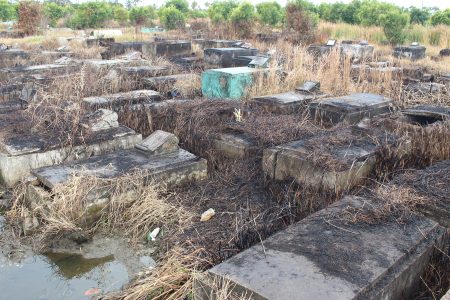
[0,63,80,76]
[204,48,258,68]
[32,148,207,189]
[402,105,450,124]
[309,93,393,124]
[262,131,377,191]
[213,131,257,159]
[83,90,161,111]
[135,130,179,155]
[393,44,426,60]
[0,49,28,67]
[196,195,447,300]
[141,74,192,91]
[0,99,28,113]
[251,91,314,114]
[120,66,169,77]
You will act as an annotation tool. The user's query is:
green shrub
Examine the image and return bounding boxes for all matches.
[164,0,189,14]
[129,6,156,26]
[256,1,283,26]
[378,11,409,45]
[207,0,238,23]
[66,2,114,29]
[431,9,450,26]
[0,0,17,21]
[44,2,69,27]
[158,5,185,30]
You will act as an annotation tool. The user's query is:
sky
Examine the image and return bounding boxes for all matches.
[139,0,450,10]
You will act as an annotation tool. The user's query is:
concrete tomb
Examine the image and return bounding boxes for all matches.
[202,67,270,100]
[0,48,28,68]
[393,43,426,60]
[262,129,377,191]
[213,131,258,159]
[32,130,207,189]
[142,74,193,93]
[196,195,447,300]
[0,63,80,77]
[204,48,259,68]
[0,111,141,187]
[105,40,192,59]
[309,93,393,125]
[401,105,450,125]
[83,90,161,112]
[119,66,169,78]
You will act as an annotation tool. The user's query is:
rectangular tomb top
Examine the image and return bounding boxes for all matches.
[32,148,205,189]
[207,66,266,75]
[402,105,450,122]
[1,63,79,73]
[120,66,169,77]
[84,59,137,67]
[251,91,314,114]
[83,90,161,108]
[309,93,393,124]
[135,130,179,155]
[200,195,445,300]
[1,125,137,157]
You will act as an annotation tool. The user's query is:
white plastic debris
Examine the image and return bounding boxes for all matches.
[147,227,160,241]
[200,208,215,222]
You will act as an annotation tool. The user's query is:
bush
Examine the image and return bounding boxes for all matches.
[285,0,318,44]
[66,2,114,29]
[0,0,17,21]
[378,11,409,45]
[207,0,238,23]
[18,1,42,35]
[113,5,129,25]
[431,9,450,26]
[256,1,283,26]
[164,0,189,14]
[129,6,156,26]
[158,5,185,30]
[43,2,68,27]
[409,7,430,25]
[357,0,400,26]
[230,1,255,37]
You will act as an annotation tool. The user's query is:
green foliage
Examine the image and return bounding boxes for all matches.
[43,2,68,27]
[256,1,283,26]
[408,7,430,25]
[230,1,255,23]
[164,0,189,14]
[0,0,17,21]
[189,9,208,19]
[357,0,401,26]
[431,9,450,26]
[129,6,156,26]
[66,2,114,29]
[378,10,409,44]
[207,0,237,23]
[113,5,129,24]
[158,5,185,30]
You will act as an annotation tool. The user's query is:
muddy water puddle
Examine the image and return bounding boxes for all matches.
[0,226,155,300]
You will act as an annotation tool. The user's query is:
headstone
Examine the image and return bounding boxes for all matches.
[248,56,270,68]
[135,130,179,155]
[296,81,320,94]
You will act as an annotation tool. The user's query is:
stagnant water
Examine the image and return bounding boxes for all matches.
[0,214,155,300]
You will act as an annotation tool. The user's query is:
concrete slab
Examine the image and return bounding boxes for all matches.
[196,195,447,300]
[250,91,315,114]
[141,74,192,92]
[203,40,240,49]
[393,44,426,60]
[32,147,207,189]
[201,67,269,100]
[135,130,179,155]
[309,93,393,125]
[402,105,450,125]
[262,129,377,191]
[0,49,28,67]
[0,63,80,77]
[213,131,257,159]
[0,126,141,187]
[204,48,258,68]
[119,66,169,78]
[0,99,28,113]
[83,90,161,111]
[84,59,139,69]
[106,40,192,59]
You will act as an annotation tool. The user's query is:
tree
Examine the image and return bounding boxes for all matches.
[18,1,42,35]
[342,0,361,24]
[43,2,68,27]
[66,2,114,29]
[431,9,450,26]
[379,10,409,44]
[0,0,17,21]
[285,0,318,43]
[112,5,129,25]
[256,1,283,26]
[230,1,255,37]
[158,5,185,30]
[357,0,400,26]
[164,0,189,14]
[207,0,238,23]
[129,6,156,26]
[409,7,430,25]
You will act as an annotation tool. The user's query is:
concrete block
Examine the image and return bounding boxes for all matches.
[0,49,28,68]
[213,131,257,159]
[262,131,377,191]
[203,40,240,49]
[204,48,258,68]
[250,91,315,114]
[83,90,161,112]
[196,195,447,300]
[393,44,426,60]
[106,41,191,58]
[81,109,119,132]
[119,66,169,78]
[0,126,142,187]
[201,67,269,100]
[309,93,393,125]
[135,130,179,155]
[142,74,192,92]
[32,147,207,189]
[0,63,80,77]
[402,105,450,125]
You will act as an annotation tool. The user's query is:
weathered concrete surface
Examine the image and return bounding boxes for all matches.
[263,129,378,191]
[202,67,269,100]
[81,109,119,132]
[402,105,450,125]
[106,40,192,58]
[351,64,403,82]
[250,91,315,114]
[32,147,207,189]
[404,82,447,94]
[232,55,258,67]
[340,41,374,60]
[119,66,169,78]
[86,37,115,47]
[0,63,80,77]
[0,99,28,113]
[309,93,393,125]
[393,44,426,60]
[204,48,258,68]
[0,126,142,187]
[213,131,257,159]
[84,59,139,69]
[142,74,192,91]
[135,130,179,155]
[83,90,161,111]
[0,49,28,67]
[203,40,240,49]
[196,195,447,300]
